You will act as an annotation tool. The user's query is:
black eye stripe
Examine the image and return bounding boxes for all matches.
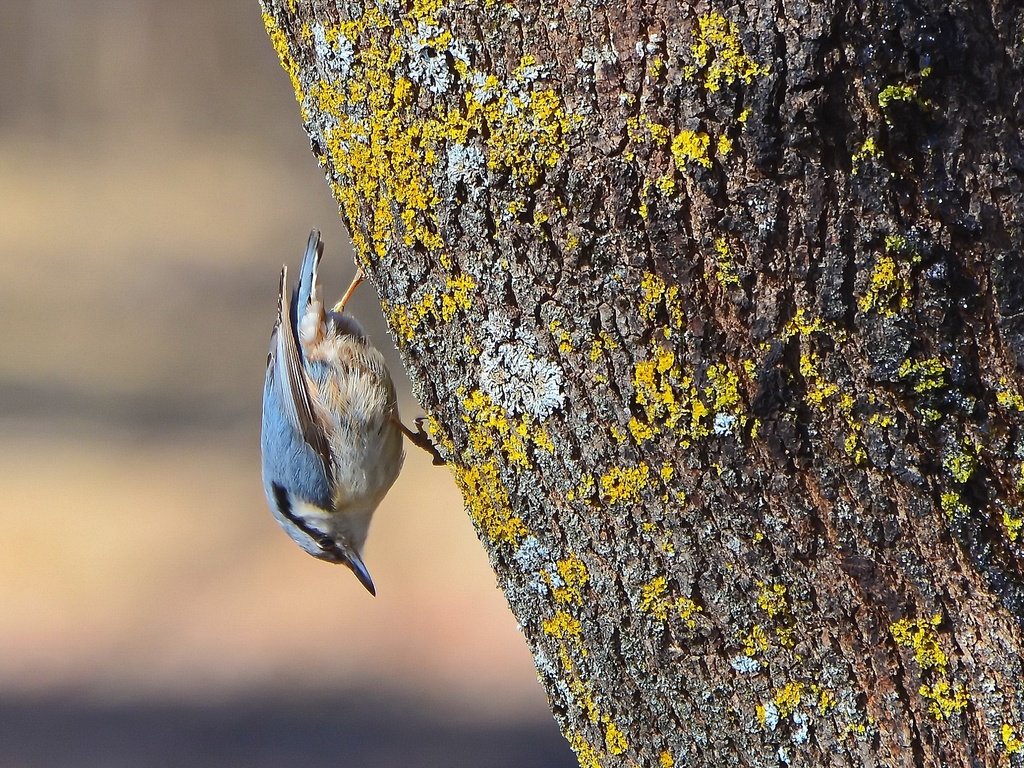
[271,482,294,519]
[270,482,345,560]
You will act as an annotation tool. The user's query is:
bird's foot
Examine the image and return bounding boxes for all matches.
[400,416,446,465]
[333,268,365,314]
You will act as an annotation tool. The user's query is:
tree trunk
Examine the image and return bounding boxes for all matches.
[259,1,1024,764]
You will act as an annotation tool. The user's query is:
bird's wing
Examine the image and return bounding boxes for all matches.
[271,266,335,482]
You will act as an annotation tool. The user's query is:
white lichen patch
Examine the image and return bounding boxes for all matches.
[760,700,780,731]
[312,23,354,79]
[407,21,455,94]
[446,143,486,187]
[515,58,544,84]
[469,69,498,104]
[480,315,566,419]
[714,412,737,436]
[532,647,558,679]
[731,655,760,674]
[513,535,550,571]
[791,710,809,744]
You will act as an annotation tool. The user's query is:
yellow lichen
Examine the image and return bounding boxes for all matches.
[891,614,948,670]
[549,319,573,354]
[543,610,583,641]
[461,388,552,470]
[630,346,731,449]
[452,459,528,545]
[633,349,684,425]
[604,721,629,755]
[878,83,918,110]
[1003,510,1023,542]
[599,463,651,505]
[628,417,656,442]
[742,625,770,656]
[884,233,910,253]
[284,4,581,265]
[943,442,977,484]
[671,129,712,169]
[641,522,677,555]
[705,363,742,413]
[589,331,618,361]
[1003,724,1024,755]
[319,25,446,260]
[638,273,686,329]
[997,377,1024,411]
[755,703,768,726]
[756,582,788,618]
[940,490,970,518]
[262,11,303,105]
[625,114,671,160]
[566,473,595,504]
[566,731,601,768]
[774,681,805,717]
[532,427,555,454]
[558,651,632,763]
[451,384,566,543]
[659,751,675,768]
[851,136,883,175]
[898,357,946,394]
[999,389,1024,410]
[814,686,837,714]
[440,274,475,320]
[553,555,590,604]
[794,324,867,465]
[423,414,455,455]
[859,255,910,316]
[890,614,969,720]
[639,576,702,628]
[782,307,836,340]
[685,11,770,92]
[655,173,677,194]
[640,579,675,614]
[918,679,968,720]
[712,237,741,287]
[486,87,576,185]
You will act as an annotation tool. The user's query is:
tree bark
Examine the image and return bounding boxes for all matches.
[259,0,1024,764]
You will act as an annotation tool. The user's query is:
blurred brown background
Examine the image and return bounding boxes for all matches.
[0,2,572,765]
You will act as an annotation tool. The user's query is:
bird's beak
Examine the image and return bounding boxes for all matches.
[345,551,376,596]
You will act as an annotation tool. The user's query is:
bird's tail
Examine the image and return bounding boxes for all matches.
[292,229,323,328]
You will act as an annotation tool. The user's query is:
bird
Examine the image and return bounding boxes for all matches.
[261,230,404,596]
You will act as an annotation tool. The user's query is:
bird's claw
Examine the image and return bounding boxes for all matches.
[401,416,446,465]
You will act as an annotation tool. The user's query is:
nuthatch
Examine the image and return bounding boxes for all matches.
[261,230,405,595]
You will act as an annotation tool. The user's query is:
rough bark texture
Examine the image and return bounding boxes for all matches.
[260,1,1024,765]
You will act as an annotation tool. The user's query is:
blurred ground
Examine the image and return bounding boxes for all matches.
[0,1,573,765]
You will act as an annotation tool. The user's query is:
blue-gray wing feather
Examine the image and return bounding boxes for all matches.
[261,364,333,509]
[266,264,335,491]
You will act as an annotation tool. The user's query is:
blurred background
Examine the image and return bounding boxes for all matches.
[0,1,573,765]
